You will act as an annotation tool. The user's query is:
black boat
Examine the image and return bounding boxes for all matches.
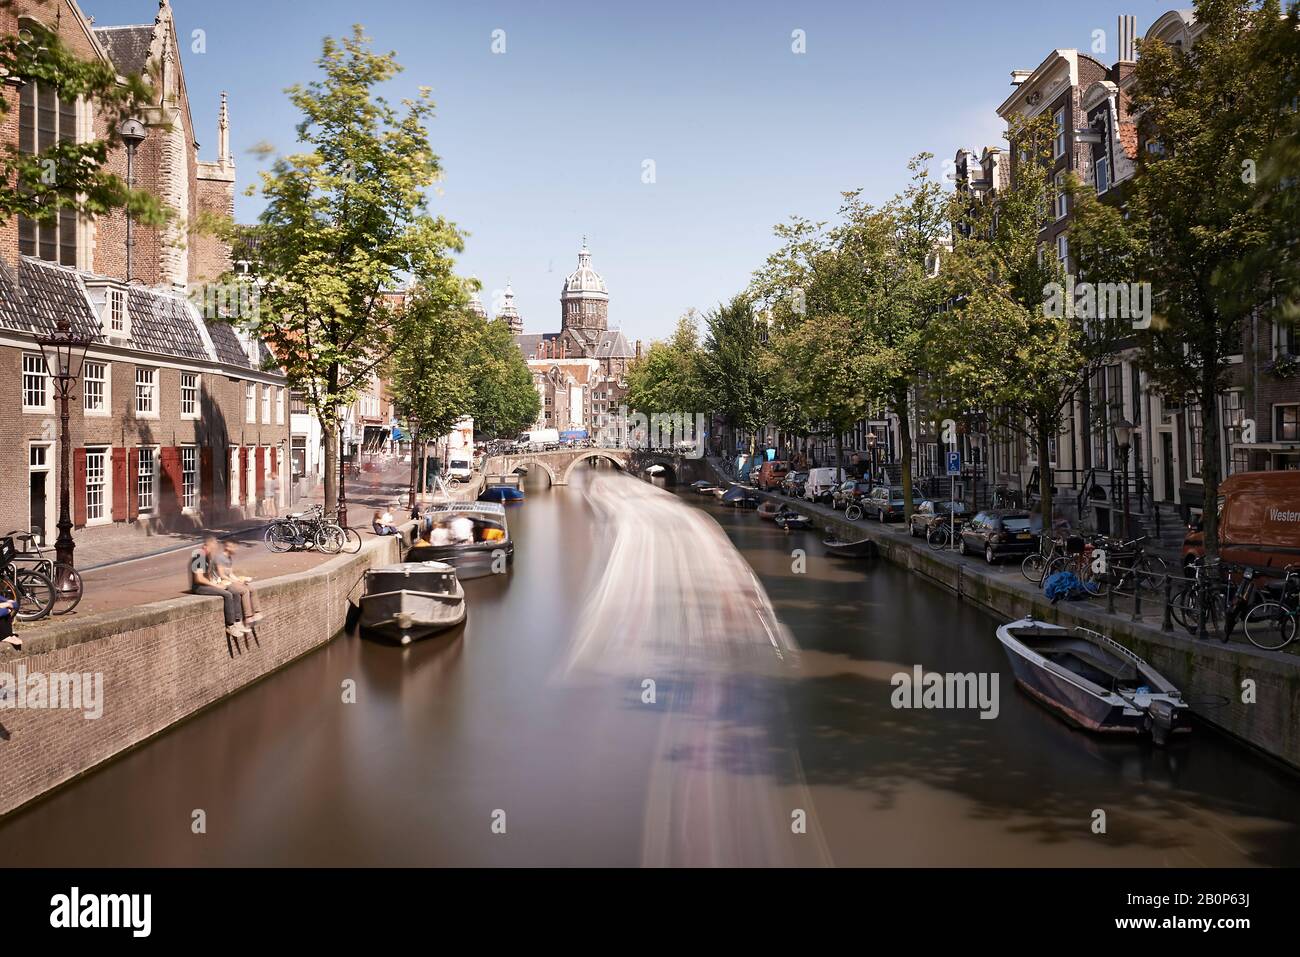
[408,502,513,578]
[359,561,466,645]
[721,486,761,508]
[995,618,1189,745]
[823,535,876,558]
[773,507,814,531]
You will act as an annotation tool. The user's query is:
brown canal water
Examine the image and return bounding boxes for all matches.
[2,465,1298,865]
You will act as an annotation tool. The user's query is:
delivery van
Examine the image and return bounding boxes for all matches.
[804,467,847,504]
[516,428,560,451]
[754,460,790,491]
[1182,470,1300,569]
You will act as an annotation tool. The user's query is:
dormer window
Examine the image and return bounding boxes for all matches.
[106,287,128,336]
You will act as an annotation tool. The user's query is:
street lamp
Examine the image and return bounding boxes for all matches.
[117,118,147,282]
[1113,417,1133,540]
[37,315,93,578]
[866,431,878,482]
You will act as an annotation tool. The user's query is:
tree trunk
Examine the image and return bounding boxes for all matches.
[323,418,338,515]
[1199,371,1221,564]
[897,393,914,521]
[1037,415,1053,528]
[835,430,844,480]
[407,427,420,511]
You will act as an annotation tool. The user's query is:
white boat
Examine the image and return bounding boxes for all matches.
[359,561,466,645]
[995,617,1189,744]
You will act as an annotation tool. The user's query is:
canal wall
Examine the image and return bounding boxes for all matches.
[0,528,415,818]
[732,478,1300,772]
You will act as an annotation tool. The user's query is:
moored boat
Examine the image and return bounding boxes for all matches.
[773,508,814,531]
[823,535,876,558]
[721,486,760,508]
[359,561,466,645]
[995,617,1189,744]
[757,500,781,521]
[480,484,525,503]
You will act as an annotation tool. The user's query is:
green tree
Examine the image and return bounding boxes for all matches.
[0,14,164,236]
[246,25,465,520]
[624,309,707,414]
[465,316,540,438]
[699,295,772,458]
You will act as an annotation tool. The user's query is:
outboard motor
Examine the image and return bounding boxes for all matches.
[1145,698,1178,747]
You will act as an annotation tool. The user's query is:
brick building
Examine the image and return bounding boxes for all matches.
[0,0,288,552]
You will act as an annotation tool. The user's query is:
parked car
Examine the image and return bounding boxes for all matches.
[804,467,847,504]
[861,485,925,523]
[1182,470,1300,570]
[754,460,791,491]
[782,471,808,498]
[908,499,970,538]
[958,509,1038,564]
[831,480,873,511]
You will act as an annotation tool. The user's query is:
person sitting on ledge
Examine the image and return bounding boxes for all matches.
[190,535,247,639]
[0,595,20,651]
[372,511,399,536]
[216,540,264,626]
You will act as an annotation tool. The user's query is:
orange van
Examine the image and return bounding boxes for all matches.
[754,460,790,491]
[1181,471,1300,569]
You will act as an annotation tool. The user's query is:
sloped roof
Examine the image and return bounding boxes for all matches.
[93,24,155,77]
[513,332,559,358]
[205,319,254,369]
[595,329,634,358]
[126,287,209,360]
[0,258,102,340]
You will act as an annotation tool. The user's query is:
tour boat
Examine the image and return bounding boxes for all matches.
[757,500,781,521]
[995,617,1190,745]
[407,502,513,577]
[823,535,876,558]
[773,508,814,531]
[480,484,525,503]
[359,561,466,645]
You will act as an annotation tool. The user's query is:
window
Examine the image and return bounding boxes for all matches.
[1054,171,1068,219]
[290,390,308,415]
[105,288,127,335]
[1056,234,1069,269]
[262,384,271,423]
[276,386,285,425]
[86,447,107,523]
[1277,405,1299,443]
[83,360,107,414]
[135,367,157,415]
[137,447,156,514]
[16,47,79,267]
[180,372,199,418]
[246,383,256,423]
[1187,406,1204,480]
[1276,318,1295,358]
[22,353,48,410]
[1095,155,1110,194]
[181,446,198,510]
[1053,108,1067,159]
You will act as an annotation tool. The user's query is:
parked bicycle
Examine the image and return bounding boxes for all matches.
[926,518,963,551]
[4,530,83,615]
[1086,534,1169,597]
[1243,565,1300,650]
[0,536,57,621]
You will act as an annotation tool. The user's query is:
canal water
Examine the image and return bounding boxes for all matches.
[2,465,1298,866]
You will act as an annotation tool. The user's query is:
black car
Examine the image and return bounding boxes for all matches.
[861,485,925,523]
[781,471,808,497]
[831,480,872,511]
[907,499,970,538]
[957,509,1038,564]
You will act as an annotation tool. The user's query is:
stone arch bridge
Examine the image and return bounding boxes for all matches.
[484,448,707,487]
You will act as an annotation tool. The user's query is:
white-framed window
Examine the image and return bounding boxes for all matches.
[16,49,80,267]
[246,383,256,423]
[1053,107,1067,159]
[105,288,128,335]
[1054,171,1067,220]
[22,353,50,411]
[1275,317,1295,358]
[276,386,285,425]
[85,446,108,524]
[1056,234,1069,268]
[262,384,271,423]
[180,371,199,418]
[137,446,157,514]
[230,447,241,507]
[1276,404,1299,443]
[135,367,157,416]
[83,360,109,415]
[1095,155,1110,194]
[181,446,198,511]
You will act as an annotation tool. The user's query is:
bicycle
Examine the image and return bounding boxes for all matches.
[4,530,83,615]
[0,536,57,622]
[926,519,963,551]
[1243,566,1300,651]
[1022,534,1065,584]
[1086,534,1169,598]
[264,505,339,553]
[1172,558,1229,640]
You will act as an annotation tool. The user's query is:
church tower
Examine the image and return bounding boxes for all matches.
[560,239,609,332]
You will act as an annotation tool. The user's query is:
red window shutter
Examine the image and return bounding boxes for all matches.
[256,447,266,499]
[127,448,139,521]
[200,447,214,513]
[111,448,128,521]
[239,447,249,505]
[160,447,182,514]
[73,448,87,527]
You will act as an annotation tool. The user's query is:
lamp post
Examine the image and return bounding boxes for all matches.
[1114,417,1133,540]
[117,118,147,283]
[867,431,878,483]
[337,424,350,529]
[37,316,93,578]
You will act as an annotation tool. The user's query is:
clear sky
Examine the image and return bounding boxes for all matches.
[93,0,1180,343]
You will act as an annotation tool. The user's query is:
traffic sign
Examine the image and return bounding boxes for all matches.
[946,451,961,476]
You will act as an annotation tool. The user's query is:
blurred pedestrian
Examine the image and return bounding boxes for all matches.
[190,535,246,639]
[216,541,264,625]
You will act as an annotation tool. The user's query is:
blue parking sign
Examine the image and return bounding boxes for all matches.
[946,451,961,476]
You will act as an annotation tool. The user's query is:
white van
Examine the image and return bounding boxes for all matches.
[804,467,846,504]
[516,428,560,451]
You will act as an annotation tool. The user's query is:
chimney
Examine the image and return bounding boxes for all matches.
[1117,15,1137,63]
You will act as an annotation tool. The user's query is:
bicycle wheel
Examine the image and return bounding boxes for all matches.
[13,567,55,621]
[1021,552,1048,584]
[1135,555,1167,593]
[340,527,362,555]
[927,526,948,551]
[445,476,462,490]
[314,525,344,555]
[51,563,83,615]
[845,504,863,522]
[265,522,295,553]
[1243,602,1298,651]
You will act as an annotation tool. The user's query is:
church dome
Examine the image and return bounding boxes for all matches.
[560,239,609,332]
[561,241,609,301]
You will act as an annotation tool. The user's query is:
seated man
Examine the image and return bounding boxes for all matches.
[190,535,246,639]
[371,511,399,536]
[216,540,264,625]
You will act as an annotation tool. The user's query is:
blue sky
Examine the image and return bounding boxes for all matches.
[95,0,1179,342]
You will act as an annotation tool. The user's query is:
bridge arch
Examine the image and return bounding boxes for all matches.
[558,449,628,485]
